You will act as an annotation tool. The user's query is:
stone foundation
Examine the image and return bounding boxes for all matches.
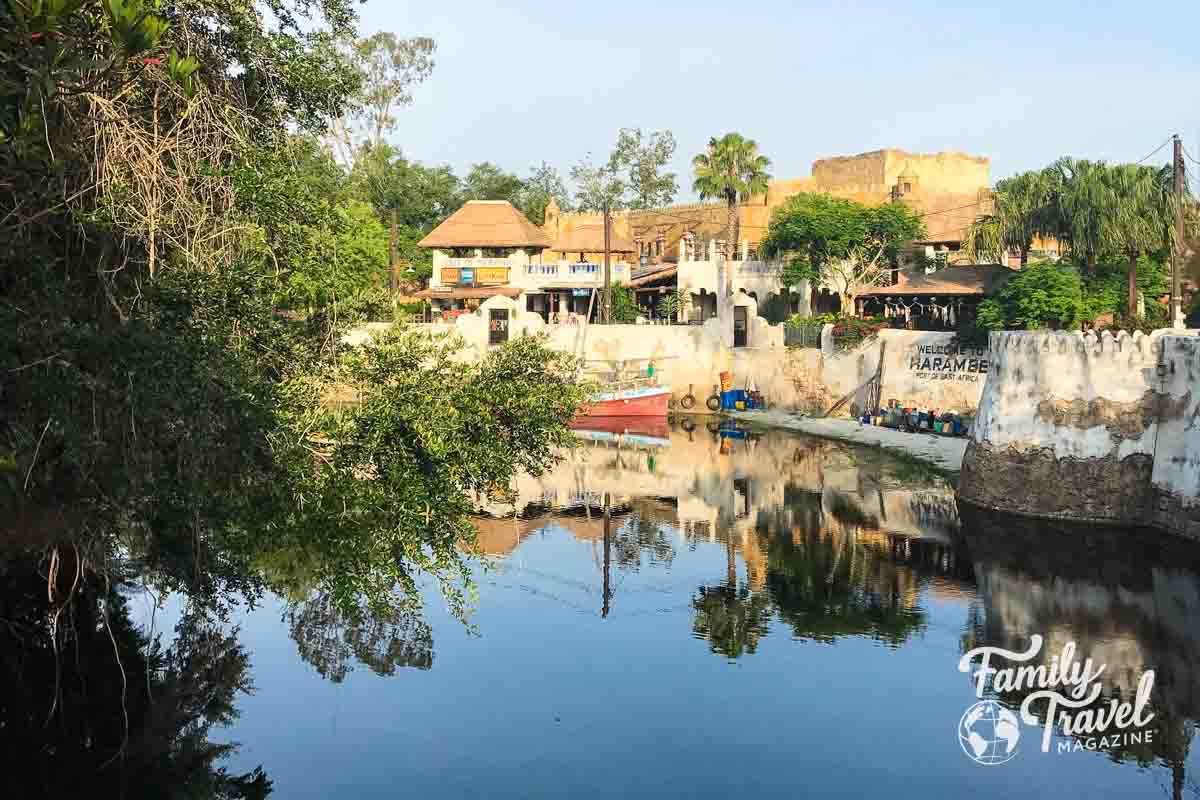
[958,440,1154,525]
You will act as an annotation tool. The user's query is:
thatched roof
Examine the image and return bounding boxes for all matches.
[550,224,637,254]
[859,264,1015,297]
[418,201,550,249]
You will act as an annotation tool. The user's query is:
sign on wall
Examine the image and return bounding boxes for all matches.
[460,266,475,285]
[440,267,460,285]
[476,266,508,285]
[908,342,990,383]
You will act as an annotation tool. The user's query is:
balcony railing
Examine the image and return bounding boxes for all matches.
[525,264,559,276]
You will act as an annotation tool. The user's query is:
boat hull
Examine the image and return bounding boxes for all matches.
[579,386,671,417]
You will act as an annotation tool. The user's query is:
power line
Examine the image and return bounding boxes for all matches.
[1136,137,1175,164]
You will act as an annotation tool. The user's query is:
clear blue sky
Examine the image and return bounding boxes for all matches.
[356,0,1200,196]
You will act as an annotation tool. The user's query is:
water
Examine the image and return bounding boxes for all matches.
[143,417,1194,799]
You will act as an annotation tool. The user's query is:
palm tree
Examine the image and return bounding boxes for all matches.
[692,133,772,261]
[1054,158,1110,275]
[1101,163,1175,317]
[963,169,1059,266]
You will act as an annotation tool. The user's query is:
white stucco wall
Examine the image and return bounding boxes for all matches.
[1151,335,1200,506]
[818,329,989,415]
[971,330,1162,461]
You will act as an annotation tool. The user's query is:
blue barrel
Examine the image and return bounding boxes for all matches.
[720,390,736,410]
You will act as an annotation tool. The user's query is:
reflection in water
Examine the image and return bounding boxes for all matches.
[0,543,271,798]
[960,506,1200,796]
[11,417,1200,798]
[286,592,433,682]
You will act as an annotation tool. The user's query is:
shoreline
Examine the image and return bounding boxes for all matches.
[734,409,968,476]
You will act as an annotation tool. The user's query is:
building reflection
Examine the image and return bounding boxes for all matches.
[475,416,968,654]
[960,505,1200,796]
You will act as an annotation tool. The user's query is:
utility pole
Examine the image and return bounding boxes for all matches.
[601,493,611,618]
[389,209,399,297]
[602,205,612,324]
[1173,135,1186,329]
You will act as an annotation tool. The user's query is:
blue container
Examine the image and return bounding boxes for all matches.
[734,389,748,403]
[720,390,736,410]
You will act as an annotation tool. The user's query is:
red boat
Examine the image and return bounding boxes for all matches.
[569,416,670,438]
[578,384,671,418]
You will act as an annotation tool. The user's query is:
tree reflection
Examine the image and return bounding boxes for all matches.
[691,579,773,659]
[0,546,270,799]
[286,592,433,682]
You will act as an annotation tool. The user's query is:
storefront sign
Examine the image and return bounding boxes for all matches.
[460,266,475,285]
[908,342,989,383]
[572,289,592,297]
[440,267,461,285]
[476,266,508,285]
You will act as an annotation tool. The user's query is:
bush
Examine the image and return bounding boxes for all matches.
[976,262,1084,331]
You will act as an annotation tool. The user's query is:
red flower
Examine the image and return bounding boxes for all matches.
[31,32,44,41]
[142,57,163,66]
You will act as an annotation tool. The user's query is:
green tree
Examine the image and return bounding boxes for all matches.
[976,263,1085,331]
[520,161,571,225]
[614,127,678,209]
[353,144,462,232]
[1054,158,1110,275]
[571,147,630,322]
[760,194,925,312]
[691,133,772,259]
[1100,163,1177,316]
[462,161,526,205]
[963,168,1060,266]
[330,33,436,167]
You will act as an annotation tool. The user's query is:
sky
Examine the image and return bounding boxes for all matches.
[354,0,1200,198]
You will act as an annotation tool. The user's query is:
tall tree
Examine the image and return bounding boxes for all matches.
[1054,158,1110,275]
[571,151,629,322]
[352,144,462,232]
[614,128,678,210]
[331,33,436,167]
[1101,163,1177,316]
[963,168,1060,266]
[691,133,772,259]
[520,161,572,225]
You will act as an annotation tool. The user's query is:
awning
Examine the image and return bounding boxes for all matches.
[627,266,677,289]
[414,286,523,300]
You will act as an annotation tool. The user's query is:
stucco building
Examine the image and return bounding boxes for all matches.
[545,148,992,267]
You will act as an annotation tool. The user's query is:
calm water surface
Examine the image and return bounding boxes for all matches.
[148,419,1200,799]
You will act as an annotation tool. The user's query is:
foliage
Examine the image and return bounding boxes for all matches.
[975,263,1085,331]
[762,194,925,310]
[963,168,1060,265]
[461,161,525,205]
[610,282,641,322]
[520,161,572,224]
[352,144,463,233]
[657,291,680,322]
[571,151,628,213]
[329,33,435,167]
[614,127,678,209]
[1080,255,1170,320]
[692,132,772,257]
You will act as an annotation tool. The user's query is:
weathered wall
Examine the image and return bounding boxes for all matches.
[344,303,995,417]
[957,329,1200,534]
[818,329,989,415]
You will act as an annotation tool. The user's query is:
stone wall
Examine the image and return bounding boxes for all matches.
[957,329,1200,538]
[818,329,989,416]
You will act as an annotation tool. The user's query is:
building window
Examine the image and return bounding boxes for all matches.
[903,182,912,193]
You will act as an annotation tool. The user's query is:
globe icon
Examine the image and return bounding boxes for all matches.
[958,700,1020,765]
